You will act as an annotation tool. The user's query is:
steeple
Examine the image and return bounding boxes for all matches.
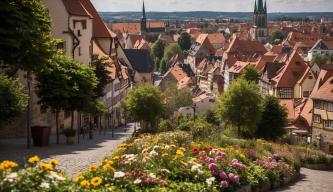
[142,0,146,19]
[254,0,257,13]
[264,0,267,12]
[257,0,264,12]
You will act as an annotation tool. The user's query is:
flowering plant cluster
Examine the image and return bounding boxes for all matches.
[2,131,329,191]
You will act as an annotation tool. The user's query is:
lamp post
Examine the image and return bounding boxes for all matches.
[192,103,197,122]
[26,71,32,148]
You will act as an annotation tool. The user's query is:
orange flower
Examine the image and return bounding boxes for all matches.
[203,146,213,151]
[191,147,199,154]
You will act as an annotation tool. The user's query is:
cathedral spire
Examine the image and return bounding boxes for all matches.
[257,0,264,12]
[254,0,257,13]
[142,0,146,19]
[264,0,267,12]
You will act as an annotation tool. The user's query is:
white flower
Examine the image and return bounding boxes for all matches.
[4,172,18,182]
[148,173,156,178]
[134,178,142,184]
[153,145,160,150]
[40,182,50,189]
[191,164,202,172]
[48,171,65,181]
[114,171,126,178]
[164,145,170,149]
[206,177,215,187]
[149,150,159,157]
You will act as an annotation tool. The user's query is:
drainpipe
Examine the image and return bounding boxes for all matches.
[67,16,80,58]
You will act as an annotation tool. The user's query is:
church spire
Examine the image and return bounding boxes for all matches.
[254,0,257,13]
[264,0,267,12]
[257,0,264,12]
[142,0,146,19]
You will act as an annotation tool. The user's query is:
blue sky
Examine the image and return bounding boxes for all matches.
[91,0,333,12]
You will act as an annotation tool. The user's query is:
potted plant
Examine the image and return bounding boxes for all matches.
[31,126,51,146]
[63,128,76,145]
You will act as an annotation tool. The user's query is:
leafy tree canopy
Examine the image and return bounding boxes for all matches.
[178,32,192,51]
[242,65,260,83]
[0,73,28,123]
[91,55,111,98]
[271,29,286,45]
[217,79,262,138]
[0,0,56,72]
[125,84,164,127]
[151,39,167,60]
[256,96,287,140]
[164,83,193,116]
[311,53,333,66]
[163,43,183,62]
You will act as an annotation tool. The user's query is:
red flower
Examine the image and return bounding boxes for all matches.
[192,147,199,154]
[203,146,213,151]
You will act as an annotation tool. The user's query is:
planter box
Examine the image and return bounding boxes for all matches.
[66,136,76,145]
[31,126,51,146]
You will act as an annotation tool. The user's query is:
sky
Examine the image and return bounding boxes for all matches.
[91,0,333,12]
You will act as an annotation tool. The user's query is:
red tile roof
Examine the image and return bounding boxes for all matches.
[80,0,116,38]
[311,77,333,102]
[207,33,225,44]
[62,0,92,17]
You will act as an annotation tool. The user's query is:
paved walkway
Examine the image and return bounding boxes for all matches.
[0,123,135,177]
[273,168,333,192]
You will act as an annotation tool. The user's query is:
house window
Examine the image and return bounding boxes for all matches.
[308,75,313,79]
[78,30,82,37]
[324,120,333,129]
[328,103,333,112]
[82,20,87,29]
[303,91,310,98]
[65,111,71,119]
[277,88,294,99]
[78,47,81,56]
[314,101,322,109]
[295,61,301,66]
[314,115,321,123]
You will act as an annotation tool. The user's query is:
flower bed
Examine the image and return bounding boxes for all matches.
[1,131,331,191]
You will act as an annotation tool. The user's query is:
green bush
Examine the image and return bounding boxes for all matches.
[158,119,173,132]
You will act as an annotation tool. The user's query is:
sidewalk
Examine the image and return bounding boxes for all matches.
[0,123,135,177]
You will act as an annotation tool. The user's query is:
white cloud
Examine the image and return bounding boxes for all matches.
[91,0,333,12]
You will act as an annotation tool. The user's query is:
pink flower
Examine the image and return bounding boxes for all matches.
[219,171,227,179]
[208,163,218,172]
[220,180,229,189]
[228,173,239,184]
[208,158,215,164]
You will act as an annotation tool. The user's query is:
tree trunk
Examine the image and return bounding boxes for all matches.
[71,111,74,129]
[237,124,241,138]
[56,110,59,144]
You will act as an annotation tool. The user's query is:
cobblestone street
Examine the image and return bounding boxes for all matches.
[274,168,333,192]
[0,123,135,177]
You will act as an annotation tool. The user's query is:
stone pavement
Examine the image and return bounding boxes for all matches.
[273,168,333,192]
[0,123,135,177]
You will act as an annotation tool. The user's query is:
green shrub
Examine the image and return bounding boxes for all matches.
[158,119,173,132]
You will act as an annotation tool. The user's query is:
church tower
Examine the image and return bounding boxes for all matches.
[140,1,147,35]
[250,0,268,43]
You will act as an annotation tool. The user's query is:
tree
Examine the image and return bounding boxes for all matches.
[36,53,98,143]
[217,79,262,138]
[164,83,193,116]
[163,43,183,62]
[0,0,55,72]
[125,84,164,132]
[0,73,28,124]
[311,53,332,66]
[178,32,192,51]
[242,65,260,83]
[159,58,168,74]
[203,109,219,126]
[256,96,287,140]
[151,39,167,68]
[91,55,111,98]
[271,29,285,45]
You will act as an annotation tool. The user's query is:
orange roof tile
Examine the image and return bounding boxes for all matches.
[311,77,333,102]
[62,0,92,17]
[207,33,225,44]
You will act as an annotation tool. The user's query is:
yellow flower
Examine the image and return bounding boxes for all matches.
[80,180,90,188]
[28,156,40,164]
[39,162,53,171]
[74,175,85,182]
[112,156,120,160]
[88,164,98,172]
[91,176,102,187]
[49,159,59,167]
[105,184,111,187]
[173,149,184,160]
[0,160,18,172]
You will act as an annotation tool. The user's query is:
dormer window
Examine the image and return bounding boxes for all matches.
[78,30,82,37]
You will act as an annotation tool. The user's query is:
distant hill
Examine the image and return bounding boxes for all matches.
[100,11,333,23]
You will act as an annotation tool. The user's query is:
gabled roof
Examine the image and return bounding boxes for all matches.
[80,0,116,38]
[226,35,267,56]
[227,61,252,74]
[62,0,92,17]
[271,49,308,87]
[311,77,333,102]
[123,49,154,73]
[207,33,225,44]
[309,39,333,52]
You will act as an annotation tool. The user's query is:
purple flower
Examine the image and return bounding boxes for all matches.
[208,163,218,171]
[228,173,235,179]
[208,158,216,164]
[219,171,227,179]
[232,175,239,183]
[220,180,229,189]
